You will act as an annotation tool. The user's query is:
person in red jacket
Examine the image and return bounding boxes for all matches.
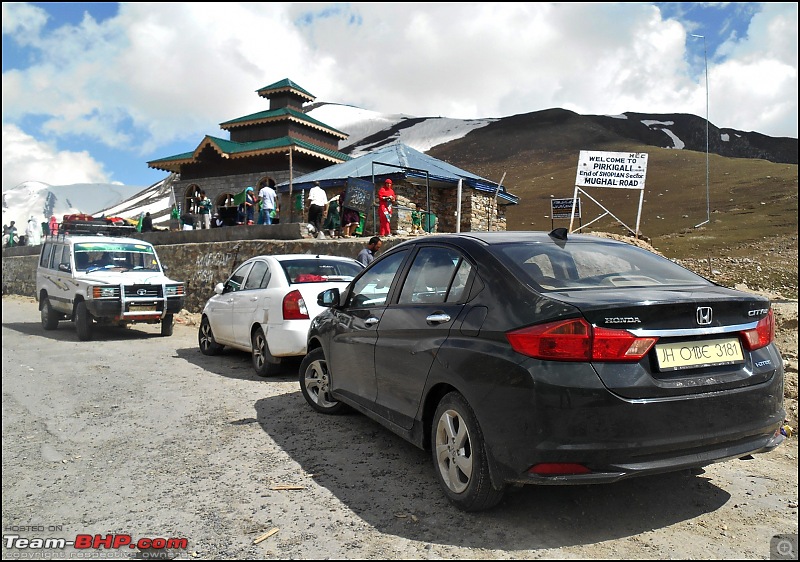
[377,179,396,236]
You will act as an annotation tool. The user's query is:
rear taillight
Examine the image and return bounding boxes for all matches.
[529,463,591,475]
[506,318,657,362]
[592,326,657,360]
[282,290,309,320]
[741,308,774,351]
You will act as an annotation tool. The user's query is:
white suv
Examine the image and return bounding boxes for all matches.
[36,234,185,340]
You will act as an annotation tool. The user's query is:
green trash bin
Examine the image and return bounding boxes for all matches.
[422,212,437,233]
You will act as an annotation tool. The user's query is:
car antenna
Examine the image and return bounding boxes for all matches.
[549,228,568,241]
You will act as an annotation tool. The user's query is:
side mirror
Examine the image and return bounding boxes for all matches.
[214,283,225,295]
[58,263,71,273]
[318,287,341,307]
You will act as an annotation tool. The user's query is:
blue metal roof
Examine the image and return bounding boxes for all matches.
[276,142,518,205]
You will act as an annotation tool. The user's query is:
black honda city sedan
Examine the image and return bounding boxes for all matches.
[299,230,785,511]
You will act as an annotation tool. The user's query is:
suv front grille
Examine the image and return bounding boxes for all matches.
[124,285,163,298]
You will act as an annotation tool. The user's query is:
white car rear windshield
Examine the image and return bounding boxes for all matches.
[281,259,363,284]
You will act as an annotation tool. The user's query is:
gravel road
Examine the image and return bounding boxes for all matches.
[2,295,797,560]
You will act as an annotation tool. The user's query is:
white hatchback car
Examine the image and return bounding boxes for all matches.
[198,254,364,376]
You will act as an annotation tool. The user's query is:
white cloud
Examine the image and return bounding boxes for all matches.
[1,124,111,188]
[1,2,797,189]
[1,2,48,40]
[708,3,798,137]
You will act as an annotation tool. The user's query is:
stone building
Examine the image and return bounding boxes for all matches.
[147,78,518,234]
[147,78,350,225]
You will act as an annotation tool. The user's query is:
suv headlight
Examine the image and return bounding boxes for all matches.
[91,286,120,298]
[166,284,184,297]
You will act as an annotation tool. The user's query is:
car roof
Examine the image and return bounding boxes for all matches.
[438,231,625,244]
[390,231,631,249]
[247,254,362,263]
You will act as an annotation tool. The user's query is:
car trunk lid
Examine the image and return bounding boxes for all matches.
[545,285,778,399]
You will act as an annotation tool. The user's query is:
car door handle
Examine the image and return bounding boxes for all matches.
[426,313,451,324]
[364,317,379,327]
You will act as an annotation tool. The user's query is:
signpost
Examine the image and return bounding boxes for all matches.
[342,177,375,215]
[570,151,648,238]
[550,197,581,230]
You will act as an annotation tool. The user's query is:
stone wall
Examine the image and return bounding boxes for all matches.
[2,233,404,314]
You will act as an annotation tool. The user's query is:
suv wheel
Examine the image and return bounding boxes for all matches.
[160,313,174,337]
[75,301,94,341]
[41,297,60,330]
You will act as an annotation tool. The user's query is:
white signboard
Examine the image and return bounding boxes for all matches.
[575,151,648,190]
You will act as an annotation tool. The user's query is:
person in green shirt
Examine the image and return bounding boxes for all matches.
[197,191,213,229]
[323,194,341,237]
[411,206,423,234]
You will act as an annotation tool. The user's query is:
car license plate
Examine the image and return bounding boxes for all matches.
[129,304,157,312]
[656,337,744,371]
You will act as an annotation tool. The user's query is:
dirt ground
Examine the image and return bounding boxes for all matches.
[1,292,797,560]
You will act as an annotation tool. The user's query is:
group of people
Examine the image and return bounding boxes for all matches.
[307,181,361,239]
[306,179,396,239]
[170,177,398,236]
[2,217,46,247]
[234,181,279,226]
[169,184,279,231]
[180,190,213,230]
[2,221,19,247]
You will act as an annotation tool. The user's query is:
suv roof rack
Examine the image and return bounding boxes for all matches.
[50,219,138,238]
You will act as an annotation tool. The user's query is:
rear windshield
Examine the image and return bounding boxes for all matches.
[74,242,160,272]
[499,240,711,290]
[281,259,363,284]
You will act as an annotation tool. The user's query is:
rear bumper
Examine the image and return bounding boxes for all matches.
[264,320,310,357]
[504,427,785,485]
[455,351,786,488]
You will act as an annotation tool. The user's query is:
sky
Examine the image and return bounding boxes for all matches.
[2,2,797,191]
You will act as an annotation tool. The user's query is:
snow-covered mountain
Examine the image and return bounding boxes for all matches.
[1,181,149,233]
[306,102,497,156]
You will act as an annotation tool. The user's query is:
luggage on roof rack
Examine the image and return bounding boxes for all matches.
[59,215,137,236]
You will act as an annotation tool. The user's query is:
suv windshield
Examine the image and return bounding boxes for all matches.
[74,242,161,272]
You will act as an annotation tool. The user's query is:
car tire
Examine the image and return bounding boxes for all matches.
[41,296,60,330]
[431,391,504,512]
[75,301,94,341]
[252,327,282,377]
[198,316,223,355]
[160,313,174,337]
[299,347,346,414]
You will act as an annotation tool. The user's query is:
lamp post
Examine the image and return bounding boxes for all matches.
[691,33,710,228]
